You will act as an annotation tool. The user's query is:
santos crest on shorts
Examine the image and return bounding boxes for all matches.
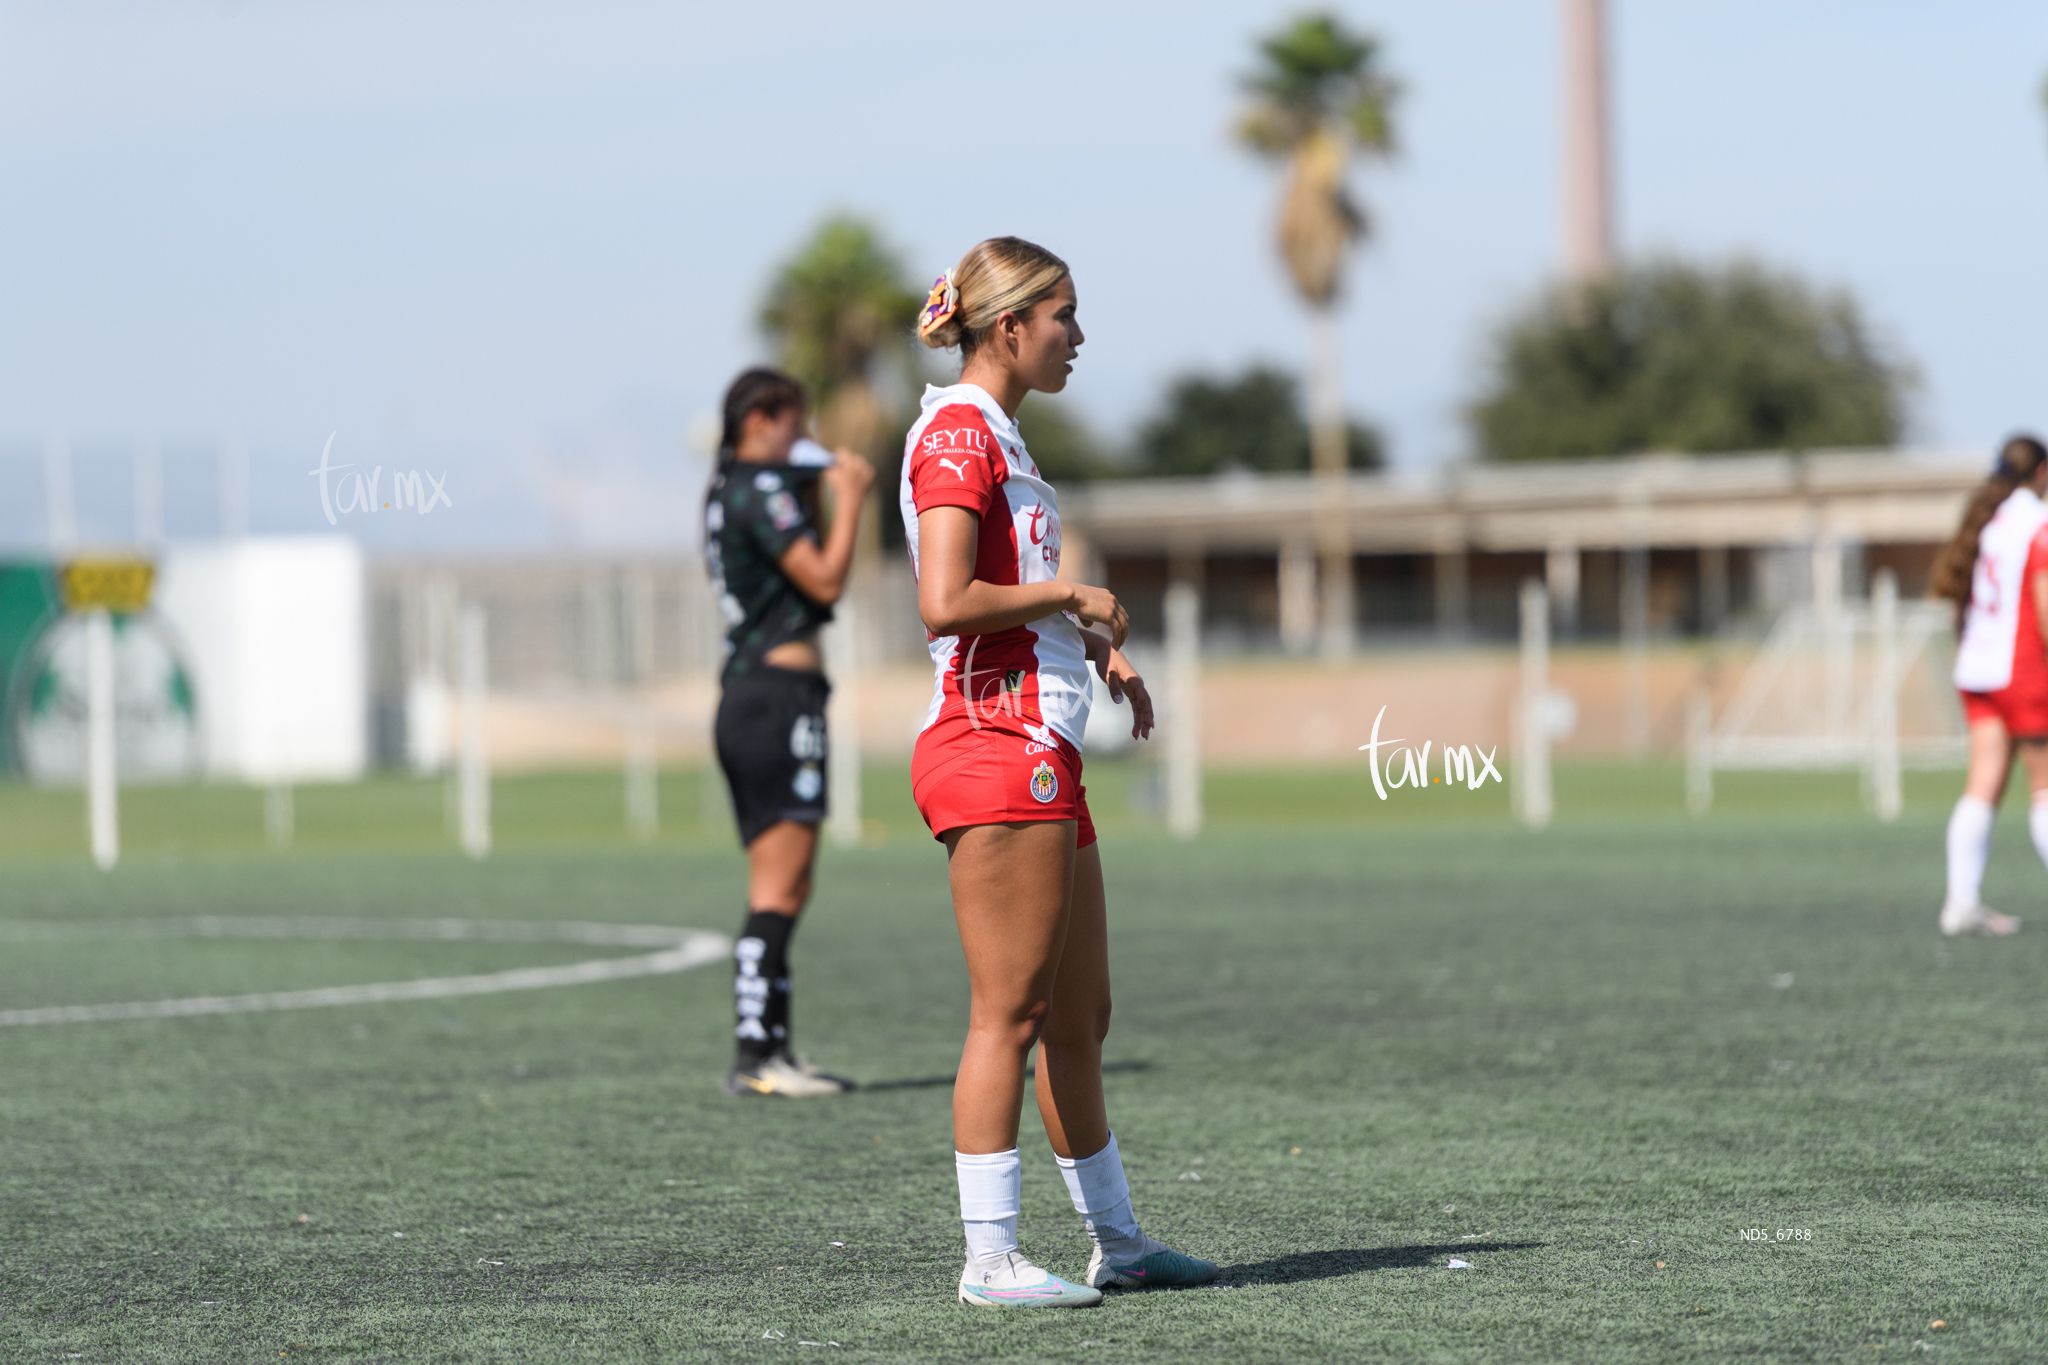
[1955,487,2048,693]
[900,382,1093,750]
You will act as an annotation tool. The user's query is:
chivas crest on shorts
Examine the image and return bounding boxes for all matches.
[1029,759,1058,804]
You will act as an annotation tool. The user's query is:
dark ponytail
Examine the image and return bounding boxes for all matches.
[1930,434,2048,609]
[716,368,805,460]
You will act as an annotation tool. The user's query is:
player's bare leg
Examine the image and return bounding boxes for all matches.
[944,820,1100,1305]
[1034,840,1111,1161]
[746,819,816,915]
[947,819,1080,1155]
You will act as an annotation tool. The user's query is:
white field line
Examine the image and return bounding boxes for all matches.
[0,919,731,1027]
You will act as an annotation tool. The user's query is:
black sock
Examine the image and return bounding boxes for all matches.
[734,909,796,1064]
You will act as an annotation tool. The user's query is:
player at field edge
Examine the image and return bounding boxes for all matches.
[1928,433,2048,937]
[703,367,876,1096]
[902,238,1219,1308]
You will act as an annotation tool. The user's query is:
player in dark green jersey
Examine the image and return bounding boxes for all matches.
[705,368,875,1096]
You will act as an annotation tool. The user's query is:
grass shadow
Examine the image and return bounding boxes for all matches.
[1221,1241,1548,1286]
[860,1060,1157,1093]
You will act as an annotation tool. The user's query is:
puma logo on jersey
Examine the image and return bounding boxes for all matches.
[937,457,970,480]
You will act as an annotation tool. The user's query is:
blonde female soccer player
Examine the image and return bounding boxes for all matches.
[1929,433,2048,937]
[704,367,876,1095]
[901,238,1217,1307]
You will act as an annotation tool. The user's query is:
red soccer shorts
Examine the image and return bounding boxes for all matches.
[1961,681,2048,739]
[911,712,1096,848]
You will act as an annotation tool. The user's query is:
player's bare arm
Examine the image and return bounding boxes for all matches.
[1079,625,1154,740]
[778,450,875,606]
[916,504,1128,645]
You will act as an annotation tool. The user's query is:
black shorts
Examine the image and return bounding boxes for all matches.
[715,666,830,847]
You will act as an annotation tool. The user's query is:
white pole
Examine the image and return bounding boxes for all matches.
[84,608,118,869]
[1684,684,1713,817]
[458,603,491,859]
[45,438,76,551]
[825,599,863,849]
[265,781,295,848]
[1164,580,1203,839]
[1516,579,1553,829]
[1871,568,1901,823]
[625,712,658,842]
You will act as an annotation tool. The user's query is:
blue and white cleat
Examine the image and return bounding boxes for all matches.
[1086,1236,1220,1290]
[958,1251,1103,1308]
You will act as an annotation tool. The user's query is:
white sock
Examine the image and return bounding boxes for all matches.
[2029,794,2048,874]
[1054,1132,1145,1263]
[956,1149,1021,1264]
[1947,795,1994,908]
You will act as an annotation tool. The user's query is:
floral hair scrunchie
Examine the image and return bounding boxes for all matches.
[916,269,960,340]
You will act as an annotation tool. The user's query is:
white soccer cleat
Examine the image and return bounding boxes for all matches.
[1938,900,2022,938]
[774,1051,856,1090]
[722,1053,853,1098]
[957,1251,1103,1308]
[1085,1235,1219,1290]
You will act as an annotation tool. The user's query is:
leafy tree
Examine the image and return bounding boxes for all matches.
[1135,366,1381,477]
[1470,259,1911,462]
[759,216,920,459]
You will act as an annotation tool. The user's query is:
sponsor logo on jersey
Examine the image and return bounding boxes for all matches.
[1029,759,1058,804]
[921,424,990,457]
[754,470,784,492]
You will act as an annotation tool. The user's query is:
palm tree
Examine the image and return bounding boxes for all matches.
[759,215,919,621]
[760,216,920,463]
[758,216,919,845]
[1239,14,1397,657]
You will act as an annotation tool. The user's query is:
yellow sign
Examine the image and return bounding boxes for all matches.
[59,559,156,613]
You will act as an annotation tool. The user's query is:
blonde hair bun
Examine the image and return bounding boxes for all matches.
[918,237,1069,358]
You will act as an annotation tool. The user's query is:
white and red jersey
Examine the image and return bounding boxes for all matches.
[900,382,1092,749]
[1955,487,2048,693]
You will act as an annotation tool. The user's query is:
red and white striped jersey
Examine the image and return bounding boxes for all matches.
[1956,487,2048,693]
[900,382,1092,749]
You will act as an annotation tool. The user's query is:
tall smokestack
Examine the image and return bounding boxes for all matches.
[1562,0,1613,279]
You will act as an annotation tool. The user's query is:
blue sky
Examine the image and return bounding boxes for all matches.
[0,1,2043,553]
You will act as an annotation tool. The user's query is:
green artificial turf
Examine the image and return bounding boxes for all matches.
[1,764,2044,1362]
